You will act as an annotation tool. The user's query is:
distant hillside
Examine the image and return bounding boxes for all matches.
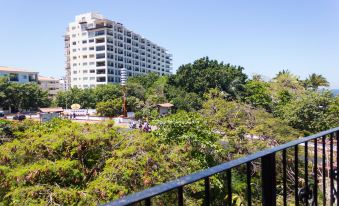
[331,89,339,96]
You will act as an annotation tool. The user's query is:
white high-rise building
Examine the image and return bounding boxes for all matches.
[65,12,172,88]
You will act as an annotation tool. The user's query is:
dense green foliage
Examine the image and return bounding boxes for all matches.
[0,118,217,205]
[168,57,247,98]
[1,57,338,205]
[0,78,50,112]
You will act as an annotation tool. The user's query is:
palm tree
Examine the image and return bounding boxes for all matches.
[304,73,329,90]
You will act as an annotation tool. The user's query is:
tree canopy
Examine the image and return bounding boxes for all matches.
[0,78,50,112]
[168,57,248,98]
[1,57,337,205]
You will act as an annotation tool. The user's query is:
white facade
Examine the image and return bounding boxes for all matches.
[38,76,62,98]
[59,76,70,91]
[0,66,38,84]
[65,12,172,88]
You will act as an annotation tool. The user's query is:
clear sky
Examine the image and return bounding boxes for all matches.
[0,0,339,88]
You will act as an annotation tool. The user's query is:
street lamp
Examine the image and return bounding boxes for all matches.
[120,68,127,117]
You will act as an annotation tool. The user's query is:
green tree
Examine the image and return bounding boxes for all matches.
[276,90,338,133]
[127,72,160,90]
[242,80,272,111]
[94,84,122,102]
[303,73,330,90]
[126,82,146,100]
[96,99,122,117]
[168,57,247,98]
[153,111,221,166]
[0,80,50,112]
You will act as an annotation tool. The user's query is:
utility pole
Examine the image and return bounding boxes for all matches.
[120,68,127,117]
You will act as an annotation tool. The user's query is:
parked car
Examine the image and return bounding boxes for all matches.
[13,114,26,121]
[0,111,5,118]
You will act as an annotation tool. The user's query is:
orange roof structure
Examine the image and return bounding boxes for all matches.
[39,107,64,113]
[157,103,174,108]
[38,76,59,81]
[0,66,37,73]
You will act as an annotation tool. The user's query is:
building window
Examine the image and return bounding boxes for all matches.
[96,53,105,59]
[96,61,106,67]
[96,38,105,44]
[72,42,76,45]
[90,70,95,73]
[96,69,105,74]
[96,46,105,51]
[107,53,114,59]
[82,40,87,44]
[107,30,113,36]
[107,45,113,51]
[97,77,106,82]
[95,30,105,36]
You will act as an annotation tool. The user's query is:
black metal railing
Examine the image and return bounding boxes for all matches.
[104,127,339,206]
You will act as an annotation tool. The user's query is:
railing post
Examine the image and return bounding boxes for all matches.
[261,153,276,206]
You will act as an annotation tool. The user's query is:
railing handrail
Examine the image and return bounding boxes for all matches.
[104,127,339,206]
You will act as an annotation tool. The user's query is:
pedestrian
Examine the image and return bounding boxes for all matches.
[73,113,76,119]
[143,122,148,132]
[139,121,142,131]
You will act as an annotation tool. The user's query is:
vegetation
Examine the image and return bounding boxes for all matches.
[1,57,338,205]
[0,78,50,112]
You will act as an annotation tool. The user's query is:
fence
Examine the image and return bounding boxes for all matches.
[105,127,339,206]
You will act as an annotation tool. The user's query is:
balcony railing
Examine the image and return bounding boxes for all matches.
[104,127,339,206]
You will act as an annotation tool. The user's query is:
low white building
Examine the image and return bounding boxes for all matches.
[38,76,62,98]
[0,66,38,83]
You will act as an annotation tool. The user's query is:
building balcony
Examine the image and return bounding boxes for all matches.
[96,69,106,74]
[95,38,105,44]
[86,24,113,31]
[106,127,339,206]
[96,77,106,82]
[96,61,105,67]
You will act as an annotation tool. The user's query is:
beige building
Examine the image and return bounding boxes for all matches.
[38,76,62,98]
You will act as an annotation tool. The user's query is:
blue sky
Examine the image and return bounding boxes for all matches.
[0,0,339,88]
